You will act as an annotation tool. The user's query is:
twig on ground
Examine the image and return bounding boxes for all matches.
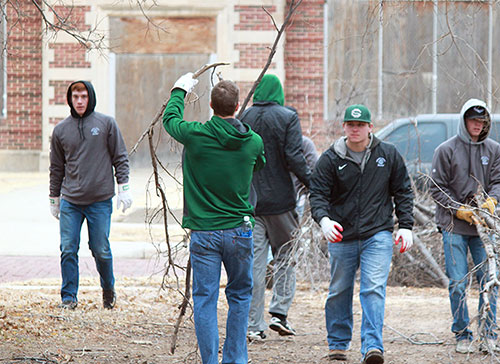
[385,324,444,345]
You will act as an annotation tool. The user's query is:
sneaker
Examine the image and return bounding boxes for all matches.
[479,338,499,353]
[58,300,77,310]
[456,340,475,354]
[328,349,347,361]
[103,289,116,309]
[269,316,296,336]
[363,349,384,364]
[247,330,267,341]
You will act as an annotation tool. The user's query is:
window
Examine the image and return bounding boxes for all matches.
[488,122,500,144]
[384,122,447,165]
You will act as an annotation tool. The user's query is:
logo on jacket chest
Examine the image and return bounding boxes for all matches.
[91,127,100,136]
[376,157,386,167]
[481,155,489,165]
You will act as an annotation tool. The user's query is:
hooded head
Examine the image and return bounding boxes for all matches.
[458,98,491,143]
[253,74,285,106]
[67,80,96,119]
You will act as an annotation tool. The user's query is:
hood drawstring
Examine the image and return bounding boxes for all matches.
[468,141,471,177]
[78,118,85,140]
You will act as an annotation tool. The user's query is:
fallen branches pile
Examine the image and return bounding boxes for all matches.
[288,205,330,288]
[387,189,447,287]
[288,187,450,289]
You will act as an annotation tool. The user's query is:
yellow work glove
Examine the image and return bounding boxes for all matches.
[456,206,474,224]
[481,197,497,215]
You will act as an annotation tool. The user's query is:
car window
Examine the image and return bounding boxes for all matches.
[384,122,447,164]
[489,121,500,143]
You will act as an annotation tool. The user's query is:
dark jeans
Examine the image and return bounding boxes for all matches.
[59,198,114,302]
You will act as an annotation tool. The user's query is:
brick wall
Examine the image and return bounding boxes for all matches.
[53,5,91,32]
[234,5,277,31]
[1,1,327,155]
[234,43,276,69]
[236,82,254,109]
[0,0,43,150]
[49,80,73,105]
[49,43,91,68]
[49,117,63,126]
[234,1,326,150]
[285,0,326,149]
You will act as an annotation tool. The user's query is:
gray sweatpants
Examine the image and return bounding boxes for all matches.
[248,210,298,332]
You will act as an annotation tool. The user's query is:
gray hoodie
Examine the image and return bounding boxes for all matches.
[430,98,500,235]
[49,81,130,205]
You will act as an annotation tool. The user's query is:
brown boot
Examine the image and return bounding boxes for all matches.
[329,349,347,361]
[363,349,384,364]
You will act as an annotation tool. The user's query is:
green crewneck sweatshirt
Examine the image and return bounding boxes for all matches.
[163,88,266,230]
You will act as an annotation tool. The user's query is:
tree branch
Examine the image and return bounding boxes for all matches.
[236,0,303,118]
[129,62,229,156]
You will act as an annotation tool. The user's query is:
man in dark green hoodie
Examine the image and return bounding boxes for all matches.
[163,74,265,364]
[241,74,311,340]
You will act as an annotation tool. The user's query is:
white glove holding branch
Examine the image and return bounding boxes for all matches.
[172,72,199,94]
[117,184,133,213]
[49,196,60,220]
[395,228,413,253]
[320,217,344,243]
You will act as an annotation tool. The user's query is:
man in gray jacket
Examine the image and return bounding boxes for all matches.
[430,98,500,353]
[49,81,132,310]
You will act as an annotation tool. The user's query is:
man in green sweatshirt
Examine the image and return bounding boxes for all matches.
[163,73,265,364]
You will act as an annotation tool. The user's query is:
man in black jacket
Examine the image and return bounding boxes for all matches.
[241,74,311,340]
[309,104,414,364]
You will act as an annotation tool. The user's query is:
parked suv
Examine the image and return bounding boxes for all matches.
[375,113,500,178]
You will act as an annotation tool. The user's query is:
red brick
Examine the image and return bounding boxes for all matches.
[0,0,43,150]
[234,5,277,31]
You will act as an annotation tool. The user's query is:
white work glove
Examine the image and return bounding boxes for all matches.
[49,196,60,220]
[320,217,344,243]
[395,228,413,253]
[117,183,133,213]
[172,72,198,94]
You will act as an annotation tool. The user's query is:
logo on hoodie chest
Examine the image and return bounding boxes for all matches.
[481,155,489,165]
[376,157,386,167]
[91,127,100,136]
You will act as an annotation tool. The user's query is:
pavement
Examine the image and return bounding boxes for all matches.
[0,167,186,284]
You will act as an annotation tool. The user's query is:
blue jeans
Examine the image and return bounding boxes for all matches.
[442,231,497,341]
[325,230,393,356]
[59,198,114,302]
[190,227,253,364]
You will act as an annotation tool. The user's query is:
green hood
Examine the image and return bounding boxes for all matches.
[253,74,284,106]
[207,116,253,150]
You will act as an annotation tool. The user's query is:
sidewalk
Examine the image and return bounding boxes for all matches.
[0,167,186,284]
[0,255,167,284]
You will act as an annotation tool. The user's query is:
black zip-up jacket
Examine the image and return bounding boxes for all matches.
[310,135,414,241]
[241,101,311,215]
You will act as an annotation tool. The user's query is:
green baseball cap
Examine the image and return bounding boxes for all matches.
[343,104,371,123]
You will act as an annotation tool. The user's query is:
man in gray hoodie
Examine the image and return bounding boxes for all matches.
[49,81,132,310]
[430,98,500,353]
